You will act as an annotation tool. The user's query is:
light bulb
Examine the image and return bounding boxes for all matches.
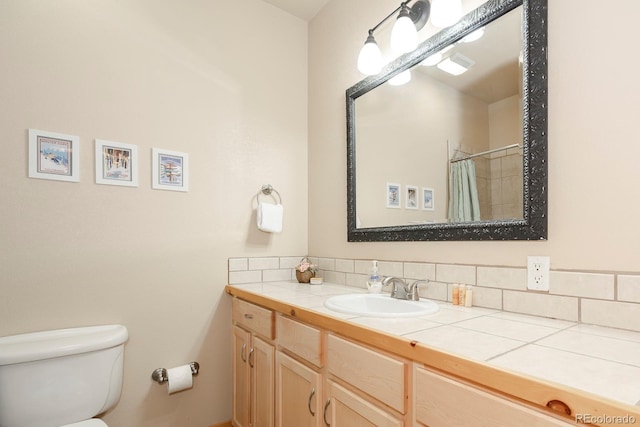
[390,7,418,53]
[431,0,462,28]
[357,34,383,75]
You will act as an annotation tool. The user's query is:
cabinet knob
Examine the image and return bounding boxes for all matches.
[244,313,254,319]
[547,399,571,416]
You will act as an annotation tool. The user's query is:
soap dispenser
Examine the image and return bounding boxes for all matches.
[367,260,382,293]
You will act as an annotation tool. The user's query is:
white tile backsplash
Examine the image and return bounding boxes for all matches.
[335,258,354,273]
[477,267,526,290]
[581,299,640,331]
[436,264,476,285]
[503,291,579,321]
[248,257,279,270]
[403,262,436,281]
[471,286,503,310]
[263,269,292,282]
[619,275,640,303]
[228,257,248,271]
[228,256,640,332]
[550,271,615,300]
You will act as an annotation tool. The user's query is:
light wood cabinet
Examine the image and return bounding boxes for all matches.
[232,299,275,427]
[326,333,407,415]
[232,325,250,427]
[231,296,578,427]
[415,366,574,427]
[324,380,404,427]
[275,351,322,427]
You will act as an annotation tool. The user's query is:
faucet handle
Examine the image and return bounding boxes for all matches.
[408,279,429,301]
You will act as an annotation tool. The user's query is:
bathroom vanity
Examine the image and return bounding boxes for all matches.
[227,282,640,426]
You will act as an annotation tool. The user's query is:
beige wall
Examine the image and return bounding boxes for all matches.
[0,1,307,426]
[309,0,640,272]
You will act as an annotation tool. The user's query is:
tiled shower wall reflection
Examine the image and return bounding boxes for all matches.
[228,256,640,332]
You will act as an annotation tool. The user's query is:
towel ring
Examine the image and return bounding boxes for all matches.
[257,184,282,204]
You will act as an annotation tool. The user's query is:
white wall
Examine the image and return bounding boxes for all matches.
[309,0,640,272]
[0,1,308,426]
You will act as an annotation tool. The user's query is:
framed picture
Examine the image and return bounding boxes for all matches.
[28,129,80,182]
[95,139,138,187]
[406,185,419,209]
[386,182,401,208]
[422,187,435,211]
[152,148,189,192]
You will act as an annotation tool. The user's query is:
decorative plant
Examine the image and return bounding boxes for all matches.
[295,257,317,274]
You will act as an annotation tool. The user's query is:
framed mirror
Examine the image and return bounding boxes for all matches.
[347,0,547,241]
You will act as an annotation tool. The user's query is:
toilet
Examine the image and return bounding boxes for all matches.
[0,324,128,427]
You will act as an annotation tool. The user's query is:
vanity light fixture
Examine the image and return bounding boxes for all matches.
[357,0,462,76]
[431,0,463,28]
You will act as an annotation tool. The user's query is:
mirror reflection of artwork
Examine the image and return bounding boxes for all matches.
[406,185,418,209]
[422,188,434,211]
[386,183,401,208]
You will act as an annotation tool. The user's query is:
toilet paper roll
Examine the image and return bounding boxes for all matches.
[166,365,193,394]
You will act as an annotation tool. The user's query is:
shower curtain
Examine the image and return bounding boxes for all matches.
[448,159,481,222]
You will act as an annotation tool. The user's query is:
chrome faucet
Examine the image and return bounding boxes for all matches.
[382,277,428,301]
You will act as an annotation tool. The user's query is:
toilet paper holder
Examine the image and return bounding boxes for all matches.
[151,362,200,384]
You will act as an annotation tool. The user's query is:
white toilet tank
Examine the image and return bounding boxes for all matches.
[0,325,128,427]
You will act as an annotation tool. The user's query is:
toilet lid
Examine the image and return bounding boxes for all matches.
[60,419,107,427]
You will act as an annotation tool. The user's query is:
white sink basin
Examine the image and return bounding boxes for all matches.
[324,293,439,318]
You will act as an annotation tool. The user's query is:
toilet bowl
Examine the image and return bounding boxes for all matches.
[0,325,128,427]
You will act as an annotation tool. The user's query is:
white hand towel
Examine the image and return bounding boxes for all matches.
[257,202,283,233]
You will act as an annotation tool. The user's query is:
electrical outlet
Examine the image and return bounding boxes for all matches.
[527,256,550,291]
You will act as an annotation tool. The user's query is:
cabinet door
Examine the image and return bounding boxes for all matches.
[415,366,574,427]
[276,351,322,427]
[233,325,251,427]
[252,336,275,427]
[324,380,403,427]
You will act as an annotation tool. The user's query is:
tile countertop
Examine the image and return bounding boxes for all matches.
[227,281,640,410]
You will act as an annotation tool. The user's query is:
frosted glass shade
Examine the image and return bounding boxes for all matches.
[431,0,462,28]
[388,69,411,86]
[390,12,418,53]
[357,35,383,75]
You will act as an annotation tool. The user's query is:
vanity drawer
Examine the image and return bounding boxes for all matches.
[276,314,323,367]
[232,298,274,339]
[327,334,407,413]
[415,366,573,426]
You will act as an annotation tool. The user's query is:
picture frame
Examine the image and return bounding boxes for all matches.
[152,148,189,192]
[95,139,138,187]
[422,187,435,211]
[386,182,401,208]
[406,185,419,210]
[28,129,80,182]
